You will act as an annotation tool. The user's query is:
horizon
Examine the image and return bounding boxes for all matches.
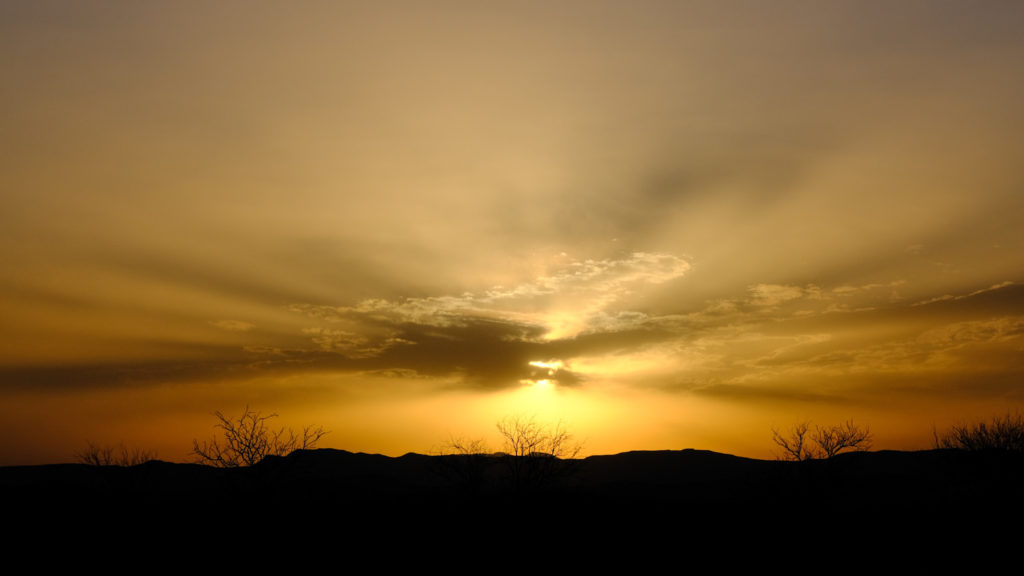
[3,2,1024,466]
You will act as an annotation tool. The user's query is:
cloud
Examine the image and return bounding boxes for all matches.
[523,359,584,388]
[612,281,1024,400]
[292,251,690,336]
[210,320,255,332]
[912,281,1015,307]
[269,252,692,388]
[748,284,814,307]
[302,327,367,353]
[917,317,1024,352]
[3,2,1023,411]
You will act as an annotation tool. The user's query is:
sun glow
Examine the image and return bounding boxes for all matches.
[502,377,571,421]
[529,360,564,374]
[532,379,553,390]
[524,359,571,390]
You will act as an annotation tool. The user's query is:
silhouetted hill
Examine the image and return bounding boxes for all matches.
[4,448,1023,542]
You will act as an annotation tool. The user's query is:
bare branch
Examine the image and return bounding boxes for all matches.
[438,434,489,457]
[495,415,584,492]
[813,419,872,458]
[934,412,1024,452]
[300,424,329,450]
[192,406,329,467]
[772,421,813,461]
[77,441,157,466]
[432,434,493,494]
[772,419,872,460]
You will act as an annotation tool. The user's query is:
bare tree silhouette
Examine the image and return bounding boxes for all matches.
[772,419,872,460]
[496,415,583,492]
[933,412,1024,452]
[433,435,492,495]
[192,406,328,467]
[772,420,815,461]
[77,441,157,466]
[433,416,584,494]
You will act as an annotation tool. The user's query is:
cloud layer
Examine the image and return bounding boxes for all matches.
[2,2,1023,463]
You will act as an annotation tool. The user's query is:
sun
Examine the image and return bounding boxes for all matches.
[522,359,567,390]
[531,378,554,390]
[528,360,564,373]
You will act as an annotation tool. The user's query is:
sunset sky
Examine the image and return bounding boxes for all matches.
[3,1,1024,465]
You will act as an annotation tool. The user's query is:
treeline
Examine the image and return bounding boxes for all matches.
[76,408,1024,468]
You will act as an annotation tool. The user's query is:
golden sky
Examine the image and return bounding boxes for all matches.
[2,1,1024,465]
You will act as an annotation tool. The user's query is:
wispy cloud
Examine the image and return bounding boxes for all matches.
[210,320,255,332]
[292,252,690,338]
[269,252,692,388]
[912,281,1015,307]
[748,284,816,307]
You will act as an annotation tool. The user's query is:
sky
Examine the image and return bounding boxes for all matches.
[2,1,1024,465]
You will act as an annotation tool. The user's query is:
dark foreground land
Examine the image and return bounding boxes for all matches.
[4,448,1023,546]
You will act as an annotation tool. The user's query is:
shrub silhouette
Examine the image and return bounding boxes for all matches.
[772,419,872,460]
[433,435,493,495]
[496,415,583,492]
[436,416,583,493]
[933,412,1024,452]
[192,405,328,467]
[77,441,157,466]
